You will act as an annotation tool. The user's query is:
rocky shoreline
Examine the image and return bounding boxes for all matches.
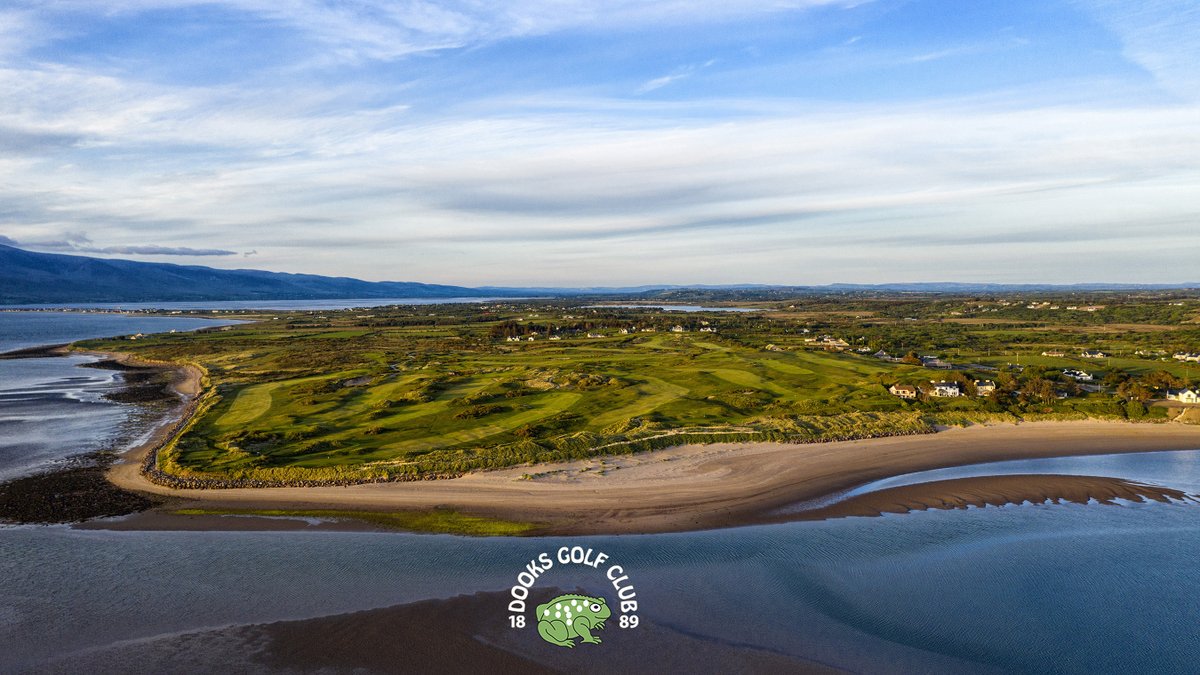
[0,451,161,524]
[82,358,182,404]
[0,347,177,524]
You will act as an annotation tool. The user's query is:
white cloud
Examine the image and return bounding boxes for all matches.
[6,69,1198,282]
[1076,0,1200,99]
[636,60,719,93]
[2,0,1198,284]
[23,0,864,61]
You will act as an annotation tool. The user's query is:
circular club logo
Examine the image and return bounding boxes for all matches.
[507,545,641,648]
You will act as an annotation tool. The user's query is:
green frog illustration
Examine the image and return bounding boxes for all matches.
[535,594,611,648]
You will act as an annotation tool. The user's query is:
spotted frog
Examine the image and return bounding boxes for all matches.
[535,594,611,648]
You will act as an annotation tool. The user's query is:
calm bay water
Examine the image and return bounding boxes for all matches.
[0,312,236,480]
[0,311,234,353]
[2,480,1199,672]
[2,314,1200,672]
[2,297,513,312]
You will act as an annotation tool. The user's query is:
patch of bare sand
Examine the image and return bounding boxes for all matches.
[99,415,1200,535]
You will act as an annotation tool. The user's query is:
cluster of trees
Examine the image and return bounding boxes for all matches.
[489,319,630,338]
[1106,370,1192,402]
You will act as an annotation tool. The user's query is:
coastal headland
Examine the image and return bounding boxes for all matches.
[6,294,1200,535]
[100,357,1200,535]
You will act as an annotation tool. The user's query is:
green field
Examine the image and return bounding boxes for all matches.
[78,296,1200,483]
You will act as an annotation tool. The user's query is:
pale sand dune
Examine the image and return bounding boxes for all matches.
[103,373,1200,534]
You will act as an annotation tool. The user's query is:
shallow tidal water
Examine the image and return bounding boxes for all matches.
[2,312,1200,672]
[3,482,1200,672]
[0,313,236,481]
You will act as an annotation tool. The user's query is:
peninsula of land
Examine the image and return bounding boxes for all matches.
[102,377,1200,534]
[5,293,1199,534]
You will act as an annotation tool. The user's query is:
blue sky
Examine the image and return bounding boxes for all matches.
[1,0,1197,285]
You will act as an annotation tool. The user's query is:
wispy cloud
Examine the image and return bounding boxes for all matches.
[17,0,860,63]
[5,233,238,256]
[89,244,240,256]
[637,59,719,93]
[1076,0,1200,99]
[0,1,1197,284]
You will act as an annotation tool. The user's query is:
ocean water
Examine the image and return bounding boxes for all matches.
[2,297,513,312]
[843,448,1200,497]
[0,312,238,479]
[3,314,1200,672]
[0,312,234,353]
[0,354,132,481]
[2,473,1199,671]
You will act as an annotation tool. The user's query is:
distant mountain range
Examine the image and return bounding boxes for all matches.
[822,282,1200,292]
[1,244,1197,304]
[0,244,489,304]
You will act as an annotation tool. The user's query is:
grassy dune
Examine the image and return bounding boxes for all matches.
[77,299,1197,483]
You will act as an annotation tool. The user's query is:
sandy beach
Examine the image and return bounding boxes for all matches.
[98,357,1200,535]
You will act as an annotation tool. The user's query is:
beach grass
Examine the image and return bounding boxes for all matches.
[74,299,1199,483]
[170,507,539,536]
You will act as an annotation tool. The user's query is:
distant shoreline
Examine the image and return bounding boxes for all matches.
[94,368,1200,533]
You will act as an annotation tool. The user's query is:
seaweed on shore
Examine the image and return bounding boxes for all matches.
[0,453,161,524]
[78,358,153,372]
[104,383,179,404]
[81,359,182,404]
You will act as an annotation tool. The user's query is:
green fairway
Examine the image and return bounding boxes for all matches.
[587,376,689,430]
[78,296,1198,484]
[214,381,286,428]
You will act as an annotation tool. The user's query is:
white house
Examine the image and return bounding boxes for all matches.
[1166,389,1200,404]
[671,325,686,333]
[1063,369,1093,382]
[974,380,997,395]
[929,381,962,397]
[1080,350,1107,359]
[889,384,918,399]
[1173,352,1200,363]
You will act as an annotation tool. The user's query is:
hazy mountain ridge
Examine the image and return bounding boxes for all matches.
[0,244,487,303]
[2,244,1197,304]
